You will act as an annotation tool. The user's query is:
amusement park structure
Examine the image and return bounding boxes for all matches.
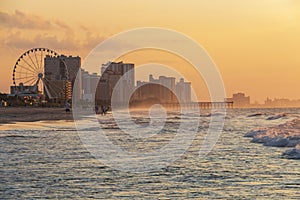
[11,48,73,103]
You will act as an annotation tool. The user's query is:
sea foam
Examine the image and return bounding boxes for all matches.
[245,117,300,159]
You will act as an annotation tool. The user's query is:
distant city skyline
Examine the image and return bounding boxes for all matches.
[64,65,300,105]
[1,1,300,103]
[2,50,300,108]
[3,48,299,104]
[4,54,300,105]
[2,47,300,107]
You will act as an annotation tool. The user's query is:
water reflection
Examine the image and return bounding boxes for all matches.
[0,108,299,199]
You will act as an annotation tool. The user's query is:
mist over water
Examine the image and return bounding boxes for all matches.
[1,108,299,199]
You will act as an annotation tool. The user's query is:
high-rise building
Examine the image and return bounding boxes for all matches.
[96,61,135,106]
[150,75,176,103]
[44,55,81,82]
[132,82,178,106]
[133,75,178,104]
[176,78,191,103]
[44,55,81,100]
[82,70,100,101]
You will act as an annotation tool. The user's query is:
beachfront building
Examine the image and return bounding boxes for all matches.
[95,61,135,106]
[82,70,100,101]
[176,78,191,103]
[132,75,192,105]
[226,92,250,108]
[133,81,178,106]
[10,84,37,96]
[44,55,82,100]
[264,97,300,108]
[149,75,176,103]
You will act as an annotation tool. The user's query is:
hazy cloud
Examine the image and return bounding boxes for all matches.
[81,26,106,50]
[0,10,109,54]
[53,19,71,31]
[2,31,77,50]
[2,31,36,49]
[2,30,106,53]
[0,10,70,30]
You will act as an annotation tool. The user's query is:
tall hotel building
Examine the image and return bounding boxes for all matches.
[176,78,191,103]
[82,70,100,101]
[96,61,135,106]
[134,75,191,104]
[44,55,81,101]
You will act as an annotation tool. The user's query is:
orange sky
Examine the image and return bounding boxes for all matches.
[1,0,300,102]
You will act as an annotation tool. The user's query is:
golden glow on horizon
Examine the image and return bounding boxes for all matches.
[1,0,300,102]
[116,49,210,101]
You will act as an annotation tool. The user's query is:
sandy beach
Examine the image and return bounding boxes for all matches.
[0,107,73,124]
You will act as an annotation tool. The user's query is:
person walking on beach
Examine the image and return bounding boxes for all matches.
[95,105,99,114]
[100,105,109,115]
[101,105,105,115]
[65,101,70,112]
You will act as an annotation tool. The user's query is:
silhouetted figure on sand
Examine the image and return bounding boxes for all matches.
[95,105,99,114]
[100,105,109,115]
[65,101,70,112]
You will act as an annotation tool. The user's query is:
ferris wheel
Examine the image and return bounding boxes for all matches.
[12,48,69,99]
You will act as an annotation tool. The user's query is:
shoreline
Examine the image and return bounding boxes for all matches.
[0,106,298,124]
[0,107,73,125]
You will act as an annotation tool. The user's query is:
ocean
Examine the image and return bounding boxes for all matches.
[1,108,299,199]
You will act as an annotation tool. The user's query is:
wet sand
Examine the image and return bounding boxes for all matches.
[0,107,73,124]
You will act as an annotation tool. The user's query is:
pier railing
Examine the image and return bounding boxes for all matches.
[160,101,234,109]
